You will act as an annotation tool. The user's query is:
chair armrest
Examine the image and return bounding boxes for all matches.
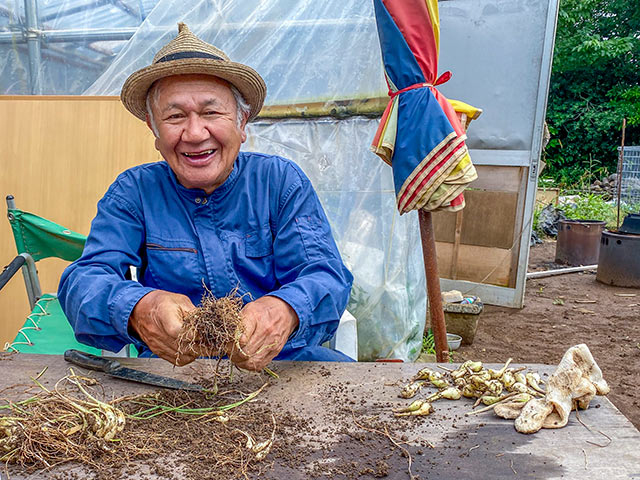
[0,255,26,291]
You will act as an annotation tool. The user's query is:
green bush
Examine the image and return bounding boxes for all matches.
[532,203,546,237]
[543,0,640,186]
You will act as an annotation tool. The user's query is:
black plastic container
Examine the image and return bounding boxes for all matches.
[620,214,640,235]
[596,230,640,287]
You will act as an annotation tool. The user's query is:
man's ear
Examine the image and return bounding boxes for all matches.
[239,112,249,143]
[145,114,158,138]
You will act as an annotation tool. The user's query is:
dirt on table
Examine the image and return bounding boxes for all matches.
[2,239,638,479]
[452,239,640,430]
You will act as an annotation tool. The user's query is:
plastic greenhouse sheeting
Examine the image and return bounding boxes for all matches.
[1,0,388,99]
[246,117,427,361]
[0,0,157,95]
[84,0,387,102]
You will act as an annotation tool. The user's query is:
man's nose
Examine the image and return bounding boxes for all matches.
[181,114,209,143]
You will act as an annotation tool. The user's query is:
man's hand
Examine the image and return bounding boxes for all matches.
[129,290,197,366]
[230,296,299,371]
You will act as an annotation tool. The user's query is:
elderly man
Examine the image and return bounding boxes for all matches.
[58,23,353,370]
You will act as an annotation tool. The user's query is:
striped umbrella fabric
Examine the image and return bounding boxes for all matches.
[371,0,479,214]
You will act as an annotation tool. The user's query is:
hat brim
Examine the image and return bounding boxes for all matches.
[120,58,266,122]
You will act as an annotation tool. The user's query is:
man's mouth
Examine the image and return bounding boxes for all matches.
[182,149,216,160]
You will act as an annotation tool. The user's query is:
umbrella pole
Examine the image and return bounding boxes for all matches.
[418,210,449,362]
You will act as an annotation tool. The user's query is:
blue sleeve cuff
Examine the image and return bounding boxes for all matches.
[109,282,156,347]
[268,287,310,349]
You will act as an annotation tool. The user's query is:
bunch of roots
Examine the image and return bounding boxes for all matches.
[1,371,274,478]
[0,371,151,471]
[176,289,245,365]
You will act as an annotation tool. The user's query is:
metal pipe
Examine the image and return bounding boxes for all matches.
[21,253,42,311]
[258,97,388,119]
[20,254,36,310]
[0,255,26,291]
[419,210,448,362]
[6,194,16,210]
[0,28,136,43]
[0,17,374,44]
[616,118,626,230]
[526,265,597,279]
[23,0,43,94]
[41,27,137,43]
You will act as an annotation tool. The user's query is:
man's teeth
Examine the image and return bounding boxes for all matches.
[183,149,215,157]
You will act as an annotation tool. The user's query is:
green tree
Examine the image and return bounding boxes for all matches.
[544,0,640,186]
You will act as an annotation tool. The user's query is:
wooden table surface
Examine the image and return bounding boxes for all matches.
[1,354,639,479]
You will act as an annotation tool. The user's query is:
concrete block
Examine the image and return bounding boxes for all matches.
[442,300,484,345]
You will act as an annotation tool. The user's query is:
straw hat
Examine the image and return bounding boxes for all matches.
[120,22,266,122]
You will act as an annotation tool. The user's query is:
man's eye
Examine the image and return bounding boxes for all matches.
[166,114,184,120]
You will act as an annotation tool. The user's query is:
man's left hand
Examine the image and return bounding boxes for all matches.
[230,296,299,371]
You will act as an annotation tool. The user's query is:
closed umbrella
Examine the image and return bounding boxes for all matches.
[371,0,480,361]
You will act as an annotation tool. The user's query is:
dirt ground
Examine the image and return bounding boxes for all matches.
[452,239,640,430]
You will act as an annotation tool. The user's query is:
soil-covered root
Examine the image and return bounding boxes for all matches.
[2,373,288,479]
[176,289,245,364]
[0,373,154,473]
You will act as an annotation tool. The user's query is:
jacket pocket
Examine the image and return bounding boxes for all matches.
[239,229,276,292]
[143,239,202,292]
[245,229,273,258]
[146,242,198,254]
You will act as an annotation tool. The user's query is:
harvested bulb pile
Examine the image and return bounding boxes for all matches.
[394,358,545,417]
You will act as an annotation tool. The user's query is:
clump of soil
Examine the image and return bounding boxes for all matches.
[176,289,245,364]
[116,388,285,480]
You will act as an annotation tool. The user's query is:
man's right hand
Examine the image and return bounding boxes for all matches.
[129,290,197,366]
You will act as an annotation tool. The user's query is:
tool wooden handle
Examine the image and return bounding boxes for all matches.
[64,349,120,373]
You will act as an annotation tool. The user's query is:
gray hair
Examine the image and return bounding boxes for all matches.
[230,85,251,128]
[145,80,252,137]
[146,84,161,137]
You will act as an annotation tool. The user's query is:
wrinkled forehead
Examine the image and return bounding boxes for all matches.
[148,74,234,106]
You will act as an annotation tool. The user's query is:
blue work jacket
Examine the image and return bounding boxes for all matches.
[58,152,353,357]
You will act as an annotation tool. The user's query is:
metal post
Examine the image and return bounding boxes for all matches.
[21,253,42,310]
[6,195,16,210]
[418,210,448,362]
[0,255,26,291]
[23,0,43,94]
[616,118,626,230]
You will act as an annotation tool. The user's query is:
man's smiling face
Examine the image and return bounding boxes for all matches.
[146,74,247,194]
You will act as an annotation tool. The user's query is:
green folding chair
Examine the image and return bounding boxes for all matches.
[1,194,131,356]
